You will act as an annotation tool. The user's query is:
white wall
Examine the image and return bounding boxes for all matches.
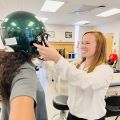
[95,21,120,53]
[46,24,75,42]
[78,26,95,41]
[46,24,94,42]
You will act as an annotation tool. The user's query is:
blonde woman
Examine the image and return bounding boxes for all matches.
[34,31,113,120]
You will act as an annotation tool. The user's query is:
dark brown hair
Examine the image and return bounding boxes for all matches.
[0,51,31,103]
[76,31,107,73]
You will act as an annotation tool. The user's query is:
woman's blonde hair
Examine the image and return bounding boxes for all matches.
[76,31,107,73]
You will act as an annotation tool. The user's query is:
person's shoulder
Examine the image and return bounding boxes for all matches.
[14,62,37,81]
[20,62,35,70]
[95,64,113,72]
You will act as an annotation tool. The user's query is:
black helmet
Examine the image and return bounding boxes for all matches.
[1,11,48,55]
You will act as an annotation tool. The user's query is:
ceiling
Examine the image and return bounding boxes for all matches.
[0,0,120,26]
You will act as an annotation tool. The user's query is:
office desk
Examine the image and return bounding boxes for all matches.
[110,73,120,86]
[107,73,120,96]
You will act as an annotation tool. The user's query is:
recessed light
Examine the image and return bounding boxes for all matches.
[96,8,120,17]
[41,0,64,12]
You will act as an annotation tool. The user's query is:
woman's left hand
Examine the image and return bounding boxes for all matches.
[33,41,61,63]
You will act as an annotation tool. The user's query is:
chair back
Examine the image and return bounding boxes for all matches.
[105,84,120,120]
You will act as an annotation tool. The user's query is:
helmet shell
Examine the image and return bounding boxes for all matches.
[1,11,46,55]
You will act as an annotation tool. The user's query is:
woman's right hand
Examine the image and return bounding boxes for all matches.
[33,40,61,63]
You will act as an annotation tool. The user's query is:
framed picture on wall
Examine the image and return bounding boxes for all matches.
[48,31,55,38]
[65,32,72,38]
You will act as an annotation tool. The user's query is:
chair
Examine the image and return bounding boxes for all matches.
[52,95,69,120]
[105,85,120,120]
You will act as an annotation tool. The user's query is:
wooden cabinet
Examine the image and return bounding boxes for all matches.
[50,41,74,58]
[105,33,113,59]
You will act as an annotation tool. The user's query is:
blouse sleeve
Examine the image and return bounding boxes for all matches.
[54,57,113,90]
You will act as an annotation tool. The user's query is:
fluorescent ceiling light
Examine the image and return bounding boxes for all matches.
[35,16,48,23]
[41,0,64,12]
[75,20,90,25]
[96,8,120,17]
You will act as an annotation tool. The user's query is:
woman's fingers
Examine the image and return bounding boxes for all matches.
[33,42,61,63]
[33,41,53,48]
[33,43,42,49]
[33,43,54,55]
[44,40,53,48]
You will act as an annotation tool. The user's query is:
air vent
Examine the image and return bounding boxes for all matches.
[73,4,105,15]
